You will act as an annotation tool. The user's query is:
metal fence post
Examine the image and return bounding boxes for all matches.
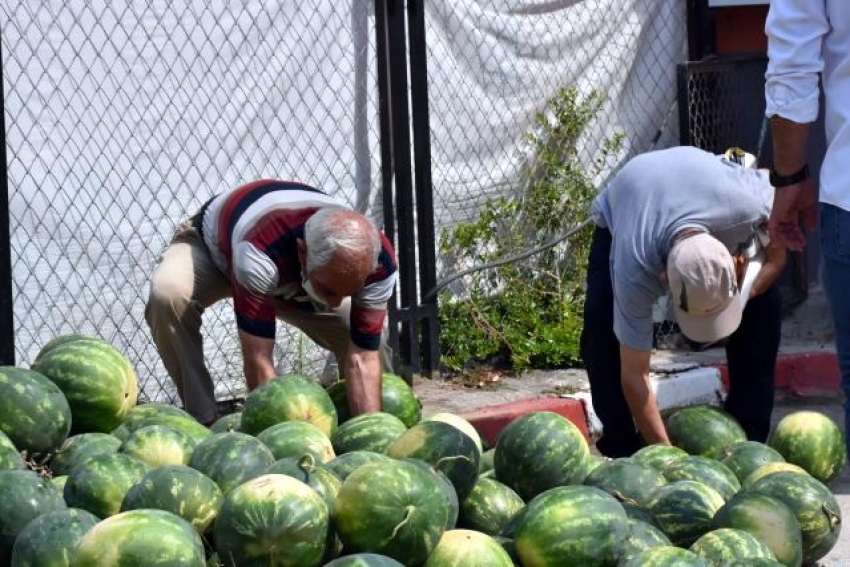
[0,38,13,366]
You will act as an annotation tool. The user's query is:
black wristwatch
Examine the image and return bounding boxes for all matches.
[769,164,810,188]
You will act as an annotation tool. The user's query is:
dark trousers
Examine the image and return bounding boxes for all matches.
[580,227,781,457]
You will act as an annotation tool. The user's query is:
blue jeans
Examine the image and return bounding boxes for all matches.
[820,203,850,457]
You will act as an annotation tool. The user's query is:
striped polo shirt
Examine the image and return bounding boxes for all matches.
[199,179,397,350]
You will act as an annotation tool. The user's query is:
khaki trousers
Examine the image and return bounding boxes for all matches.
[145,219,393,423]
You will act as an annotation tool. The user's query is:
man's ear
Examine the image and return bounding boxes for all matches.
[297,238,307,267]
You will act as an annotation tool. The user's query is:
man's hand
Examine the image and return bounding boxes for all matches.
[620,345,670,446]
[238,330,276,390]
[769,178,818,252]
[344,342,382,415]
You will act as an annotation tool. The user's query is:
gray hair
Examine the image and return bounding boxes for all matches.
[304,207,381,273]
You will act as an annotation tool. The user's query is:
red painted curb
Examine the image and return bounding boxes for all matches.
[714,350,841,398]
[461,396,590,447]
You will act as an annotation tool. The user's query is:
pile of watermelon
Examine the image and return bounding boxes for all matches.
[0,334,846,566]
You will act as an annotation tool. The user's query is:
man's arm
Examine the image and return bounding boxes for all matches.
[620,345,670,446]
[343,342,382,415]
[750,239,788,298]
[769,118,818,250]
[238,330,277,390]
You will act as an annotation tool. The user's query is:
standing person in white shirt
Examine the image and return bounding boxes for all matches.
[765,0,850,455]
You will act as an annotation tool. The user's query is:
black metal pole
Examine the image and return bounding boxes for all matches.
[687,0,715,61]
[0,39,14,366]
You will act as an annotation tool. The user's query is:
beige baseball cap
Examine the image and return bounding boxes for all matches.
[667,232,743,343]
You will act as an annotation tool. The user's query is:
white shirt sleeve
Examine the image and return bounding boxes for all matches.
[764,0,830,124]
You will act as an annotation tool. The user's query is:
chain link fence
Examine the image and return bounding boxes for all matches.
[2,0,688,404]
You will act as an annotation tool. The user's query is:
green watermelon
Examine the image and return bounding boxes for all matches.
[714,492,802,567]
[63,453,150,518]
[266,455,342,511]
[50,475,68,493]
[118,424,196,467]
[120,464,224,534]
[241,374,338,437]
[328,373,421,426]
[331,412,407,455]
[513,485,628,567]
[662,455,741,501]
[620,545,708,566]
[458,477,524,536]
[31,338,138,433]
[325,450,393,481]
[616,518,672,564]
[50,433,122,476]
[387,420,481,500]
[689,528,775,564]
[188,431,275,494]
[117,404,211,445]
[210,412,242,433]
[479,448,495,474]
[742,461,809,490]
[213,474,330,567]
[0,366,71,455]
[71,509,205,566]
[666,405,747,457]
[0,431,23,471]
[256,420,335,463]
[422,413,484,454]
[578,453,606,483]
[715,441,786,483]
[424,529,513,566]
[631,444,688,471]
[10,508,99,567]
[746,470,842,564]
[334,459,451,565]
[621,500,661,528]
[584,457,666,506]
[645,480,725,546]
[767,411,847,484]
[493,411,589,500]
[0,470,67,564]
[323,554,403,566]
[33,334,96,361]
[724,560,784,567]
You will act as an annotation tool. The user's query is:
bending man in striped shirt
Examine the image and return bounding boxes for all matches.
[145,179,398,426]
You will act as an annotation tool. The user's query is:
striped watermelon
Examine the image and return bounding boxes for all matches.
[584,457,667,506]
[662,455,741,501]
[266,455,342,511]
[50,433,122,476]
[666,405,747,457]
[423,413,484,454]
[424,529,513,566]
[715,441,786,483]
[33,334,96,360]
[745,470,842,564]
[714,492,802,567]
[326,450,393,481]
[120,464,224,534]
[0,470,67,564]
[0,430,23,471]
[63,453,150,518]
[689,528,775,564]
[458,477,524,536]
[645,480,725,546]
[767,411,847,484]
[328,373,421,427]
[387,420,481,500]
[331,412,407,454]
[513,485,628,567]
[0,366,71,455]
[742,461,809,490]
[118,424,196,467]
[71,509,205,566]
[621,545,708,566]
[631,444,688,471]
[724,560,784,567]
[213,474,330,567]
[10,508,99,567]
[117,403,211,445]
[50,475,67,493]
[479,447,495,474]
[188,431,275,494]
[32,337,138,433]
[616,518,672,564]
[210,412,242,433]
[324,554,404,566]
[257,420,336,463]
[334,459,452,565]
[494,411,589,500]
[241,374,338,437]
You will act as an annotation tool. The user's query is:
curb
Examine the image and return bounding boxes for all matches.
[461,350,841,446]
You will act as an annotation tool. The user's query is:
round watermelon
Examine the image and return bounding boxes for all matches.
[742,461,809,490]
[325,450,393,481]
[334,459,451,565]
[621,545,708,566]
[714,492,802,567]
[50,475,67,493]
[0,470,67,564]
[0,366,71,455]
[422,412,483,454]
[213,474,330,567]
[724,560,784,567]
[494,411,589,500]
[328,373,421,426]
[479,447,495,474]
[188,431,275,494]
[324,554,403,566]
[71,509,204,566]
[210,412,242,433]
[513,485,628,566]
[117,404,211,445]
[631,444,688,471]
[0,430,23,471]
[257,420,335,463]
[33,334,97,361]
[645,480,725,546]
[767,411,847,485]
[50,433,122,476]
[666,405,747,457]
[584,457,667,506]
[458,477,524,536]
[387,420,481,500]
[424,529,513,566]
[331,412,407,455]
[616,518,672,564]
[120,464,224,534]
[403,458,460,531]
[31,338,138,433]
[662,455,741,501]
[689,528,775,564]
[241,374,338,437]
[10,508,99,567]
[746,470,842,564]
[715,441,786,483]
[63,453,150,518]
[266,455,342,511]
[119,424,196,467]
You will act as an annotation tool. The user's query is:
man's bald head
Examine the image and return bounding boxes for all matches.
[303,208,380,284]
